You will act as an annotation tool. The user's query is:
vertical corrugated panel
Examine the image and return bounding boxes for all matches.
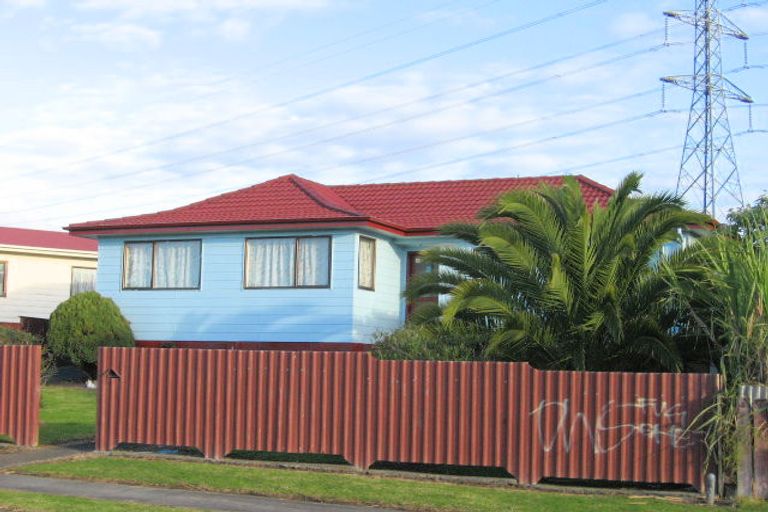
[96,347,721,490]
[0,345,40,447]
[752,400,768,499]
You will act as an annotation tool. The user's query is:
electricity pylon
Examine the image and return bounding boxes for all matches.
[661,0,753,218]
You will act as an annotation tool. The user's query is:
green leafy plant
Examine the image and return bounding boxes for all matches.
[405,172,707,371]
[727,194,768,236]
[372,322,491,361]
[664,212,768,486]
[0,325,41,346]
[0,326,55,383]
[47,291,134,377]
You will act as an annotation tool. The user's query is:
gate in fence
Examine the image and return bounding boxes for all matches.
[0,345,41,446]
[97,347,721,490]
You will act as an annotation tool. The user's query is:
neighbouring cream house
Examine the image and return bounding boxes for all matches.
[0,226,97,331]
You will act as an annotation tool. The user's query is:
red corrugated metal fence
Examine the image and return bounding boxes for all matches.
[97,347,721,489]
[0,345,41,446]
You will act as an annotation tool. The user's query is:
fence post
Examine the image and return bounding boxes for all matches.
[737,398,754,498]
[753,400,768,499]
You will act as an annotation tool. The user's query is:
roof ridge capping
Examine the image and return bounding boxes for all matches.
[572,174,615,195]
[287,174,364,217]
[329,173,614,190]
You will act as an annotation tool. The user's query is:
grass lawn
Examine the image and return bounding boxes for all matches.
[0,489,199,512]
[39,386,97,445]
[16,455,768,512]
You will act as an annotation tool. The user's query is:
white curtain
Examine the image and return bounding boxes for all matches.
[71,268,96,296]
[358,237,375,289]
[124,243,152,288]
[247,238,295,287]
[297,238,330,287]
[155,241,201,288]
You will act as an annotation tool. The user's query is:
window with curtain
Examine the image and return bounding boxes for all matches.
[245,236,330,288]
[123,240,201,290]
[358,236,376,290]
[70,267,96,296]
[0,261,6,297]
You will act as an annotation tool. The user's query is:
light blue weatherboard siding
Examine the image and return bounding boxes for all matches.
[350,234,472,341]
[352,234,405,341]
[97,230,359,343]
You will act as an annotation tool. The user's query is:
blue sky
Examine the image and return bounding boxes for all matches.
[0,0,765,229]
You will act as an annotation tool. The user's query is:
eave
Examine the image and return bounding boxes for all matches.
[66,217,442,238]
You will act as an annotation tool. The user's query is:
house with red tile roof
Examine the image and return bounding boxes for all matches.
[0,227,97,331]
[67,174,613,350]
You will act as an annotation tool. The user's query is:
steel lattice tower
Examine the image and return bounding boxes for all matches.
[661,0,752,217]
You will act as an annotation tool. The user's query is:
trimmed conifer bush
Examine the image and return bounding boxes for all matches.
[48,291,134,374]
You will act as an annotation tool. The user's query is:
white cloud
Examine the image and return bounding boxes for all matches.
[1,0,45,7]
[216,18,251,41]
[69,22,162,49]
[416,5,496,29]
[0,12,761,231]
[0,0,44,18]
[610,11,659,38]
[729,6,768,32]
[75,0,329,18]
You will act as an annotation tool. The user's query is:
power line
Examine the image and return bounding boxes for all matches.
[359,109,681,184]
[31,144,684,228]
[6,0,611,180]
[4,29,664,187]
[539,145,683,176]
[722,0,768,10]
[7,31,680,210]
[165,1,484,93]
[0,1,484,103]
[24,108,678,225]
[165,0,505,107]
[7,88,657,216]
[316,92,662,177]
[4,45,669,215]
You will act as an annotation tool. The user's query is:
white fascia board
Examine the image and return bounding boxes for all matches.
[0,244,98,260]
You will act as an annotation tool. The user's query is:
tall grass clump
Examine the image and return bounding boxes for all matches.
[665,212,768,487]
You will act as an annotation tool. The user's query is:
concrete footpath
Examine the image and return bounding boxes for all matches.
[0,442,93,469]
[0,444,392,511]
[0,473,393,512]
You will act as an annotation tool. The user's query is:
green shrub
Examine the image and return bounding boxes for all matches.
[0,326,42,346]
[372,322,490,361]
[0,326,56,383]
[48,292,134,374]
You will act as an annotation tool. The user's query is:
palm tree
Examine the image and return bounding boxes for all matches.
[405,172,706,372]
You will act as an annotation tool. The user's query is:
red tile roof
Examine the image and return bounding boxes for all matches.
[67,174,613,236]
[0,226,97,252]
